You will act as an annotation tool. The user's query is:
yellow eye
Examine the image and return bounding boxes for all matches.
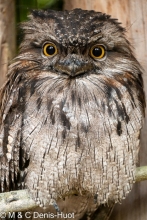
[43,43,57,57]
[90,45,106,59]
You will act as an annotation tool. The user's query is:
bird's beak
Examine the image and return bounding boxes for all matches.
[54,54,93,77]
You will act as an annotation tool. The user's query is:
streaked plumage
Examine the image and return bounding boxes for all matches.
[0,9,145,220]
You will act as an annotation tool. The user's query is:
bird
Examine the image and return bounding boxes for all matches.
[0,8,145,220]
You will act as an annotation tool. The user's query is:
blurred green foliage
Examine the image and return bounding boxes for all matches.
[16,0,63,49]
[16,0,63,23]
[37,0,63,9]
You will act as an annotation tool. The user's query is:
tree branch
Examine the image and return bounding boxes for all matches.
[0,190,36,214]
[0,166,147,214]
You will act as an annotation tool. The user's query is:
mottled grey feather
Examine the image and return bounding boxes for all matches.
[0,8,145,220]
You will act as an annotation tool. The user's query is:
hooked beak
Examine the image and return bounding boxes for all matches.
[54,55,93,77]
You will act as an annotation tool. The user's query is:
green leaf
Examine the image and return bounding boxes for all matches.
[37,0,63,10]
[16,0,63,23]
[16,0,38,22]
[37,0,53,8]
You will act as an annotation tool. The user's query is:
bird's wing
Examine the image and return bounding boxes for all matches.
[0,62,28,192]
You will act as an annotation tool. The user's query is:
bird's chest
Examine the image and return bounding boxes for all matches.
[22,90,115,158]
[22,87,139,164]
[21,84,142,206]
